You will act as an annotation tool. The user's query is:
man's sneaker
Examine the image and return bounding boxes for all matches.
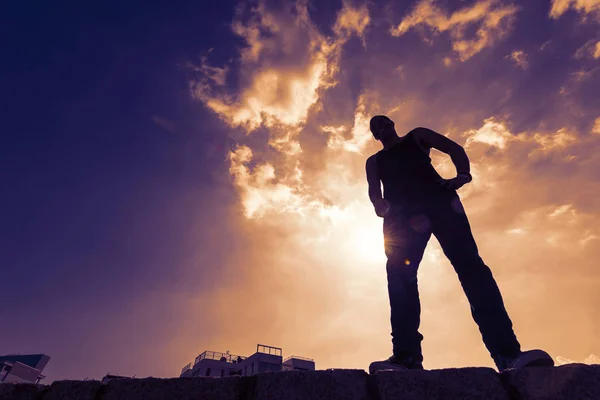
[369,355,424,374]
[494,349,555,372]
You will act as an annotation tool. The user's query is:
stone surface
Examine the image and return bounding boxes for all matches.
[373,367,510,400]
[102,376,240,400]
[254,369,369,400]
[3,366,600,400]
[502,364,600,400]
[43,380,102,400]
[0,384,45,400]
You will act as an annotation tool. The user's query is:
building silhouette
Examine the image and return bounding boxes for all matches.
[0,354,50,384]
[180,344,315,378]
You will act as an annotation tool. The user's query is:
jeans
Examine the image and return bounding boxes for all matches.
[383,194,521,363]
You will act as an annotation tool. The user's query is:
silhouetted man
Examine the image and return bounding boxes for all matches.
[366,115,554,373]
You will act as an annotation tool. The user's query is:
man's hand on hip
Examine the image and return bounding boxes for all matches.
[437,173,472,190]
[373,198,391,218]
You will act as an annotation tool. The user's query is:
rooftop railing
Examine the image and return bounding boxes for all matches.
[257,344,282,357]
[283,355,314,363]
[181,363,192,374]
[193,351,247,366]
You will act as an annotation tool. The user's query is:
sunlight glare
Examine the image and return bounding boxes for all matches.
[350,222,387,264]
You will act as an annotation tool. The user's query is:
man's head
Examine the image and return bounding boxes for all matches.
[370,115,396,141]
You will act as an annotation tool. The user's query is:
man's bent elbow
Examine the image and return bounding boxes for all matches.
[368,190,382,203]
[450,145,468,159]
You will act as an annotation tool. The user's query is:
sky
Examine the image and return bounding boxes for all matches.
[1,0,599,383]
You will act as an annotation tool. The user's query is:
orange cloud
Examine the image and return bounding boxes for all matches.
[193,4,332,132]
[390,0,519,61]
[574,39,600,59]
[191,0,375,222]
[465,118,513,149]
[194,59,332,132]
[509,50,528,69]
[465,118,579,157]
[549,0,600,20]
[333,1,371,42]
[192,1,371,135]
[321,94,373,153]
[228,144,318,219]
[593,117,600,134]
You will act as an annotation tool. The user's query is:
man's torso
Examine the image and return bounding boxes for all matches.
[375,129,455,209]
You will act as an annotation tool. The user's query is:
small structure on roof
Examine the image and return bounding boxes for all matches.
[180,344,315,378]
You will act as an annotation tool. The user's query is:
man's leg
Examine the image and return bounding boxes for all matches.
[429,195,521,359]
[383,210,431,364]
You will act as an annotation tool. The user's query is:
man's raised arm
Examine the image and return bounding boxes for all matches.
[412,127,472,181]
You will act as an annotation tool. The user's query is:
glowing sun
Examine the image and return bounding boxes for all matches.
[350,220,387,264]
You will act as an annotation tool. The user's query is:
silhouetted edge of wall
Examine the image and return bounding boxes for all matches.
[0,364,599,400]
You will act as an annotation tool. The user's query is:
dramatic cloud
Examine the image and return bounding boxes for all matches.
[465,118,513,149]
[193,6,328,132]
[321,94,372,153]
[333,1,370,40]
[390,0,520,61]
[190,0,376,222]
[550,0,600,20]
[191,1,370,137]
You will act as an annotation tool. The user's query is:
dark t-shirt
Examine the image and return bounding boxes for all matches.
[376,129,455,210]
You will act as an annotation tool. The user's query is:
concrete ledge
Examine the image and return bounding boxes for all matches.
[373,367,510,400]
[501,364,600,400]
[254,369,369,400]
[0,383,45,400]
[44,381,102,400]
[103,377,241,400]
[1,365,599,400]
